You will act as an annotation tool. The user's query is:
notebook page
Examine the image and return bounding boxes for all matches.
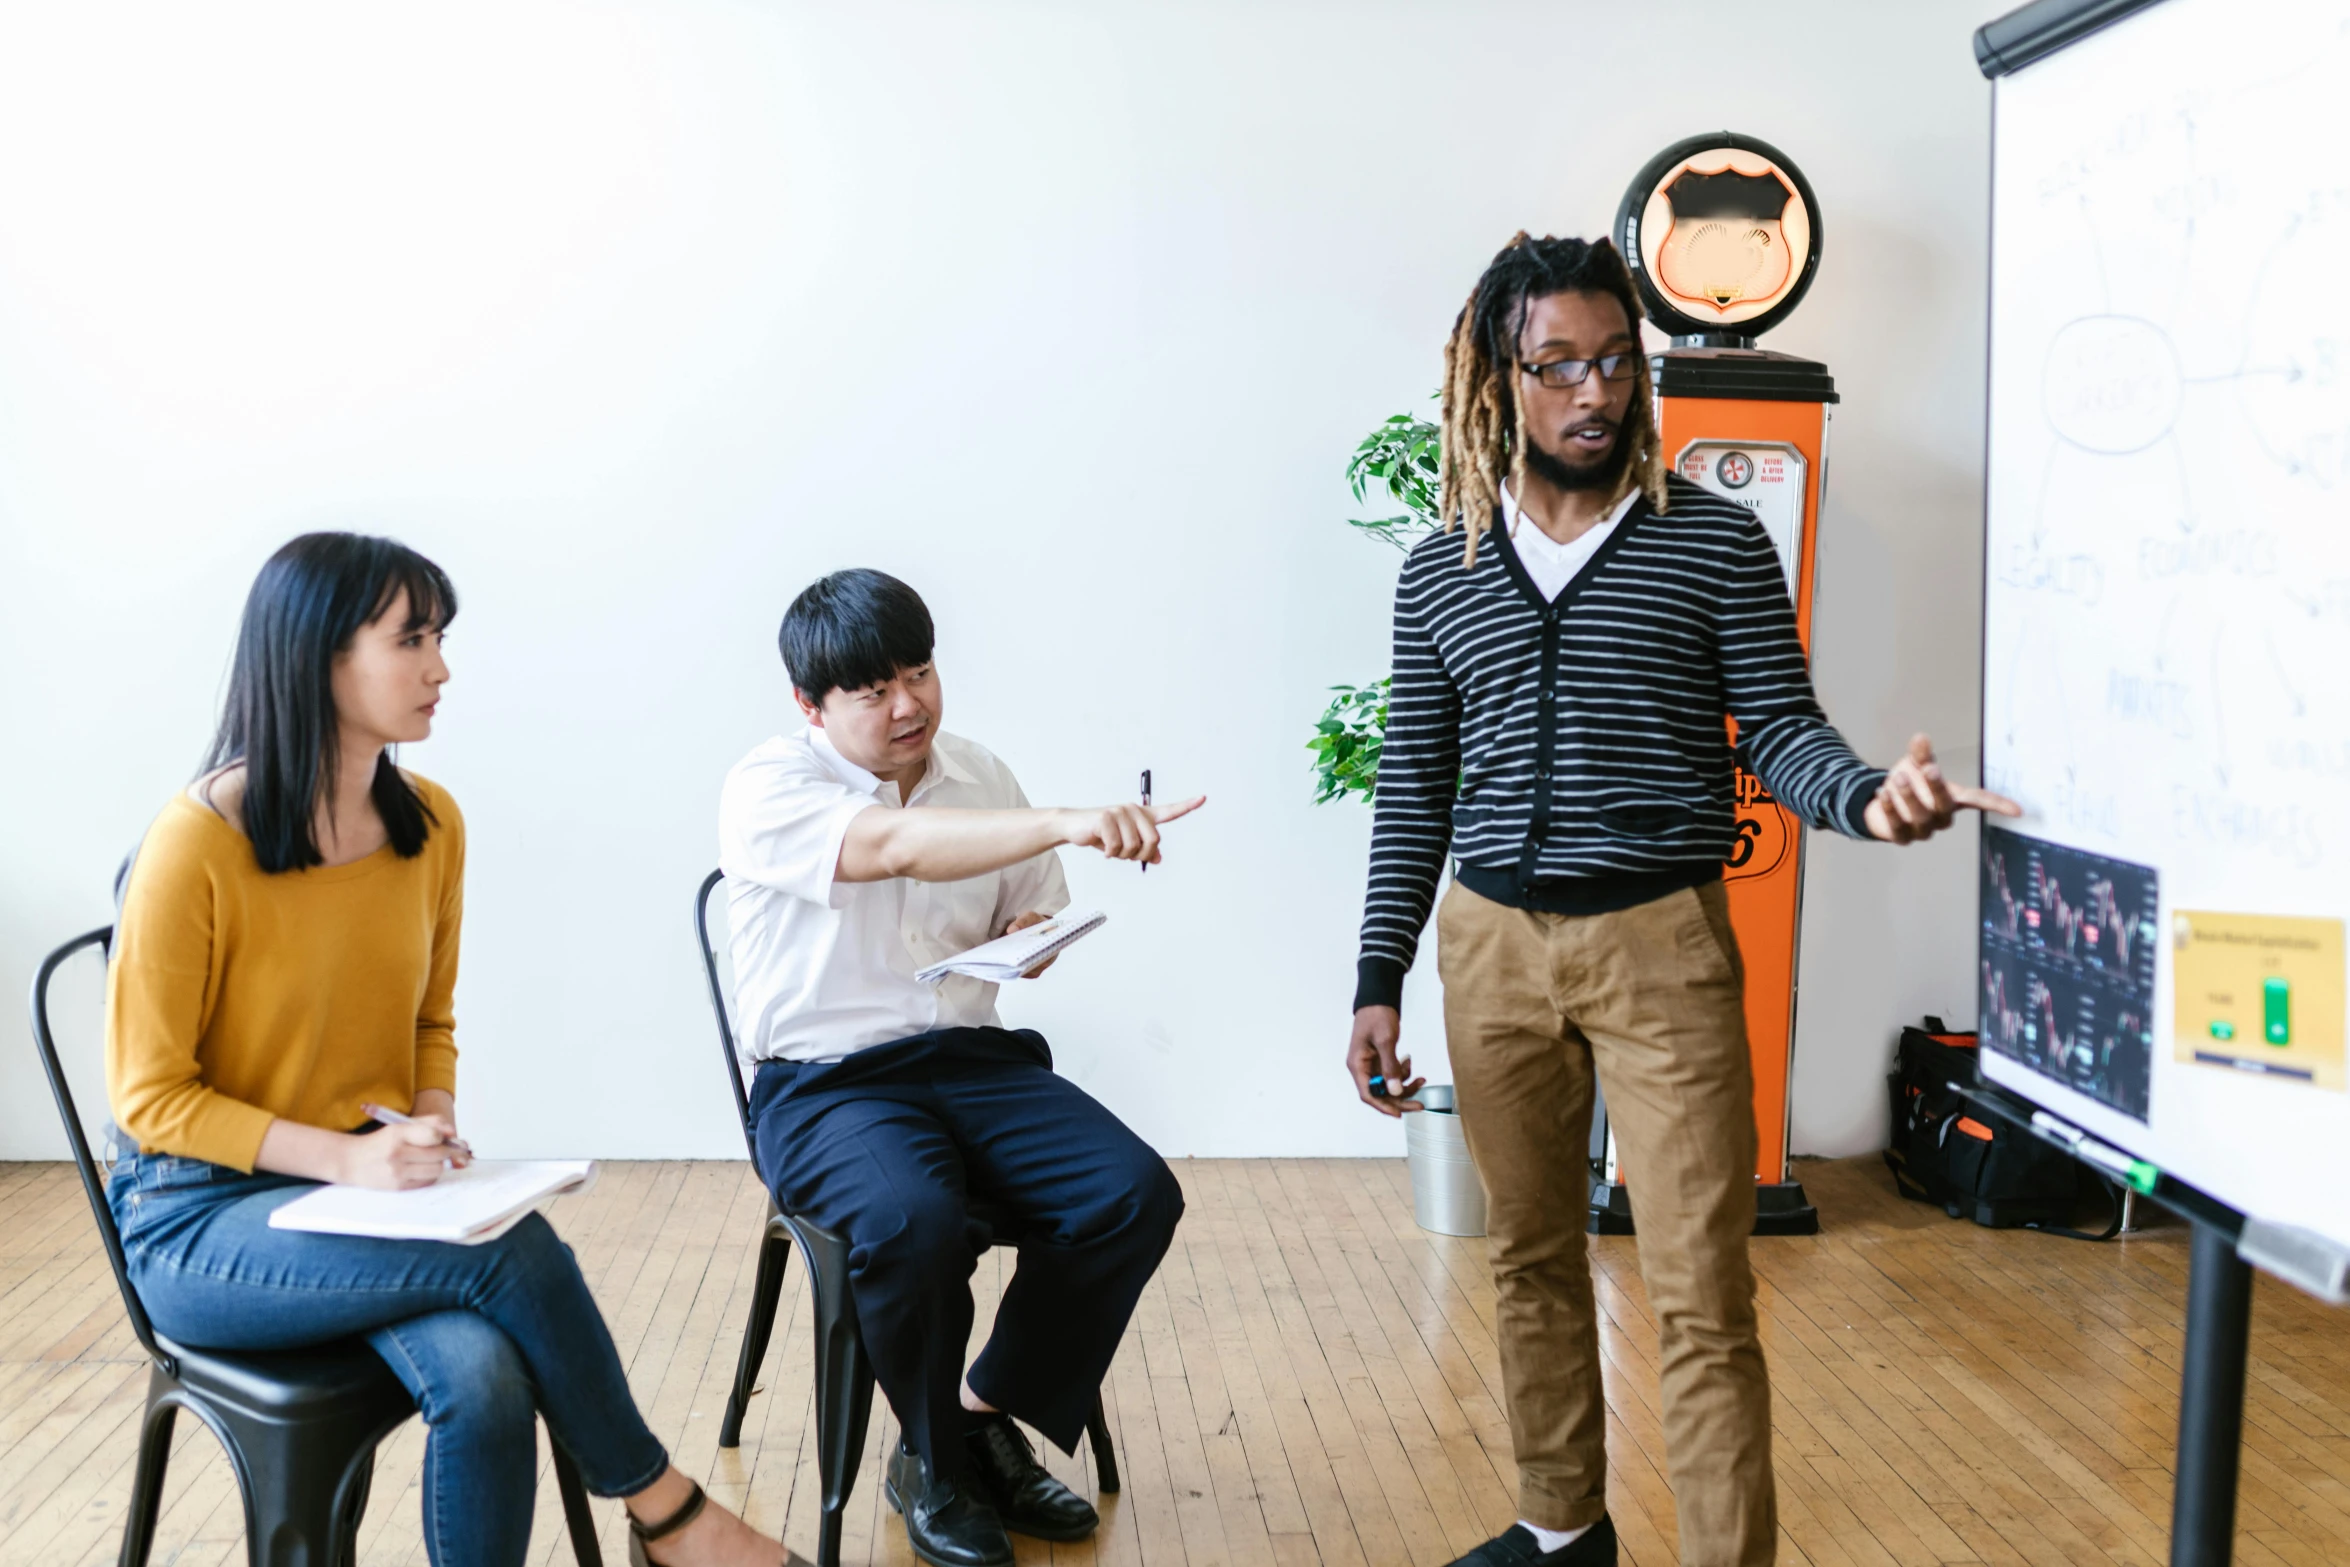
[268,1160,596,1243]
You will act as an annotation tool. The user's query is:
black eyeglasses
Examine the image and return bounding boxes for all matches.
[1521,352,1641,389]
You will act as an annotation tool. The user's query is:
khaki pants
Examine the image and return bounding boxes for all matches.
[1438,878,1774,1567]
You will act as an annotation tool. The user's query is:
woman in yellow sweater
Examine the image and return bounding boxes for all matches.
[107,533,781,1567]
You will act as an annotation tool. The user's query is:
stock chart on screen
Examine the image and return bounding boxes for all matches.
[1979,825,2160,1121]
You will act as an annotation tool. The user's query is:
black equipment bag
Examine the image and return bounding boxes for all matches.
[1884,1017,2121,1241]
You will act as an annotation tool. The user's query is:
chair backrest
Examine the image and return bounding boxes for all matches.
[27,926,175,1375]
[692,868,760,1167]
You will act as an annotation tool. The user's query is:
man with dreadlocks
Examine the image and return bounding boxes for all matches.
[1346,234,2018,1567]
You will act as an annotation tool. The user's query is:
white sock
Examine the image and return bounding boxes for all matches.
[1519,1521,1592,1554]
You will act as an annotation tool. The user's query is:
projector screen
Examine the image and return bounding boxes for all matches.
[1980,0,2350,1249]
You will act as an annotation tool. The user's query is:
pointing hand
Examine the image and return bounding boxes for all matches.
[1060,795,1206,865]
[1864,734,2022,845]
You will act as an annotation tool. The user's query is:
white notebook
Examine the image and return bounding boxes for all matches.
[268,1159,597,1245]
[916,909,1107,985]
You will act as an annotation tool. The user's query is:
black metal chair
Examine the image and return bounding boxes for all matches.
[29,926,604,1567]
[692,868,1120,1567]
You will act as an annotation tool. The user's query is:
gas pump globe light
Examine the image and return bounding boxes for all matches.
[1672,220,1780,307]
[1616,132,1822,343]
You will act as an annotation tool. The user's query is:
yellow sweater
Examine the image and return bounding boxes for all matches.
[106,774,465,1171]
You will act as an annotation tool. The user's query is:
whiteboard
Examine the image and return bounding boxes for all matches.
[1981,0,2350,1251]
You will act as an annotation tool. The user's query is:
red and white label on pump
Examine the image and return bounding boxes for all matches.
[1676,441,1807,603]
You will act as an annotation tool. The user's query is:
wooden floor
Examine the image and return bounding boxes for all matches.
[2,1156,2346,1567]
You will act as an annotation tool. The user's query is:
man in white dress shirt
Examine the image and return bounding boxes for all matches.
[719,569,1202,1567]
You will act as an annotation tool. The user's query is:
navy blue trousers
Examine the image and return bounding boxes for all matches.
[750,1027,1183,1482]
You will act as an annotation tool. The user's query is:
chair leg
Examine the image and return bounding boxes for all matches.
[1085,1392,1120,1495]
[116,1390,177,1567]
[222,1406,382,1567]
[721,1230,792,1449]
[551,1443,603,1566]
[778,1218,877,1567]
[814,1338,877,1567]
[809,1290,875,1567]
[332,1451,373,1567]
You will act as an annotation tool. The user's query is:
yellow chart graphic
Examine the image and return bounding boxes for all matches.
[2172,912,2346,1092]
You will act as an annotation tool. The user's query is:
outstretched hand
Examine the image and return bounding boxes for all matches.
[1061,795,1206,865]
[1864,734,2022,845]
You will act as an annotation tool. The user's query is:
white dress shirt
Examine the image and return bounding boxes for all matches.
[1502,482,1639,601]
[718,726,1071,1064]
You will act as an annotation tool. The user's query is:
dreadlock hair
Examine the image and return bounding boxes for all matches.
[1438,232,1668,566]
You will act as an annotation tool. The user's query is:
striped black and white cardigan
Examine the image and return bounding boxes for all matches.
[1354,472,1885,1011]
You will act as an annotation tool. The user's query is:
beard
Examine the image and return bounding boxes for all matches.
[1523,419,1634,494]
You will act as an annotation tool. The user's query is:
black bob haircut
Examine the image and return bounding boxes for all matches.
[779,569,936,704]
[203,532,456,874]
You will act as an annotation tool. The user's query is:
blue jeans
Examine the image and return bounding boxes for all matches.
[109,1152,669,1567]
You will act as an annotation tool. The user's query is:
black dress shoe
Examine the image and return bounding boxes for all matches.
[963,1414,1100,1541]
[1443,1519,1617,1567]
[885,1442,1015,1567]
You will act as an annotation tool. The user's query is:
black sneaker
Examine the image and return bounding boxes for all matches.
[1444,1519,1617,1567]
[884,1442,1015,1567]
[963,1413,1100,1540]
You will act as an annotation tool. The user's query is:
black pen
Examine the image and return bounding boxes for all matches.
[1140,768,1152,874]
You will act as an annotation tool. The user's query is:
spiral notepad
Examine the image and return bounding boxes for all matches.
[916,909,1106,984]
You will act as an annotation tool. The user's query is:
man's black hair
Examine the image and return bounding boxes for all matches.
[779,569,936,704]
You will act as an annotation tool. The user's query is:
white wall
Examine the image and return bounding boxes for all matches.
[0,0,1995,1162]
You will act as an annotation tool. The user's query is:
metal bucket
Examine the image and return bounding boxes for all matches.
[1405,1084,1486,1237]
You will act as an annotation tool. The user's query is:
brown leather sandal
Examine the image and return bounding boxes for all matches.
[628,1479,709,1567]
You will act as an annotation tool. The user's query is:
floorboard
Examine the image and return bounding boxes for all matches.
[1,1156,2343,1566]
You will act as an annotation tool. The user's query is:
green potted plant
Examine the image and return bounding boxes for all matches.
[1308,409,1442,805]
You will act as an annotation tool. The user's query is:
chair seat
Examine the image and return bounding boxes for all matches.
[772,1198,1021,1260]
[156,1332,416,1424]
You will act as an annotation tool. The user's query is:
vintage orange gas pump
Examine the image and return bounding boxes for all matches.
[1590,132,1833,1236]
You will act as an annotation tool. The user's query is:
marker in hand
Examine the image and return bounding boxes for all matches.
[1139,769,1152,874]
[361,1102,473,1162]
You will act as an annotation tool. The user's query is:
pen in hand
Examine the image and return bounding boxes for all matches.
[360,1102,474,1162]
[1140,768,1152,874]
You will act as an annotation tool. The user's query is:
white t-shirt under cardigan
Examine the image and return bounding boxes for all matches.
[718,726,1070,1064]
[1502,483,1637,602]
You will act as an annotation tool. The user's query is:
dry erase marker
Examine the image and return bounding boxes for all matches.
[2029,1109,2157,1194]
[361,1102,473,1161]
[1140,768,1153,874]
